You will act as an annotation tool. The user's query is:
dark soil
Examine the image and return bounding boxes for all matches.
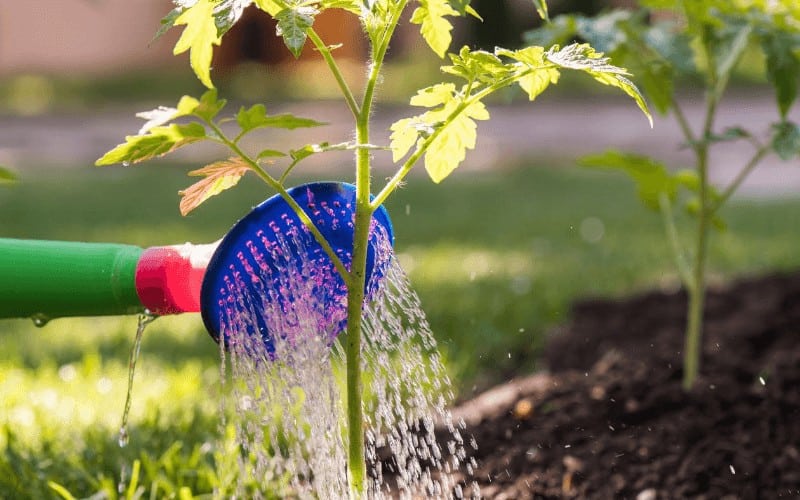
[451,271,800,499]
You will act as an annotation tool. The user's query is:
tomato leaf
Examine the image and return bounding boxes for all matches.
[254,0,282,16]
[96,123,207,166]
[236,104,327,134]
[761,30,800,119]
[173,0,222,88]
[153,7,183,43]
[399,83,490,182]
[214,0,253,37]
[580,150,676,210]
[424,100,489,183]
[444,46,511,84]
[179,157,250,215]
[497,46,561,100]
[530,0,549,22]
[320,0,361,14]
[410,0,459,58]
[257,149,287,159]
[771,121,800,160]
[546,43,652,127]
[192,89,227,122]
[275,6,318,58]
[389,117,424,162]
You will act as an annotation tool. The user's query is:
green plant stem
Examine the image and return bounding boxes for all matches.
[671,99,697,150]
[344,109,375,499]
[658,193,693,290]
[682,88,718,390]
[712,145,769,213]
[307,29,360,119]
[341,4,407,495]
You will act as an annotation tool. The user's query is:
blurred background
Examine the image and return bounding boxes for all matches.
[1,1,799,497]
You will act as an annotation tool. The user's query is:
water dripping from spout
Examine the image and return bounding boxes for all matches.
[117,311,157,493]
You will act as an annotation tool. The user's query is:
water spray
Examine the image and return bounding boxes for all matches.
[0,182,394,349]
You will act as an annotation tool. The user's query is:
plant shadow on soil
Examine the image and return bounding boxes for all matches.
[424,271,800,499]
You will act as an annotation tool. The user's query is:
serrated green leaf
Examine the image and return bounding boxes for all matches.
[707,126,752,144]
[214,0,253,37]
[0,166,17,184]
[637,61,675,115]
[498,46,561,100]
[254,0,282,16]
[193,89,227,121]
[530,0,549,21]
[546,43,652,127]
[236,104,271,133]
[771,121,800,160]
[321,0,362,14]
[261,114,327,130]
[580,150,675,210]
[135,106,181,134]
[257,149,287,159]
[390,117,421,162]
[574,10,631,53]
[712,22,753,85]
[643,22,696,75]
[523,14,578,48]
[237,104,327,135]
[131,94,203,135]
[176,95,201,114]
[762,31,800,119]
[173,0,222,89]
[411,0,459,58]
[179,157,250,215]
[410,83,457,108]
[153,7,183,43]
[443,46,509,84]
[445,0,480,19]
[276,6,318,58]
[95,123,207,166]
[424,101,489,183]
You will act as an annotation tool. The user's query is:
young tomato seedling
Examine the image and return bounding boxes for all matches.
[97,0,650,494]
[527,0,800,389]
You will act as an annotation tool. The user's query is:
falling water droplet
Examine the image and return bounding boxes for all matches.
[31,314,50,328]
[118,426,129,448]
[122,161,131,167]
[118,463,128,494]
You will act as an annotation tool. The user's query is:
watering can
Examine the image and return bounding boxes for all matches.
[0,182,394,347]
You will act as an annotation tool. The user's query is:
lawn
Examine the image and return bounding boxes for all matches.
[2,161,799,497]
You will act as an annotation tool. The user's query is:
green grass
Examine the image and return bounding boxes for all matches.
[2,161,799,497]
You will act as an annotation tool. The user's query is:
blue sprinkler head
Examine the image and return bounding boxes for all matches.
[200,182,394,355]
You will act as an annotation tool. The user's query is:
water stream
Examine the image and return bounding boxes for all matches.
[215,221,478,498]
[117,311,157,494]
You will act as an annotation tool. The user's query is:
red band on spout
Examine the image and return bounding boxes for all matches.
[135,246,205,315]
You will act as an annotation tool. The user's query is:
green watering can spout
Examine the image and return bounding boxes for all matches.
[0,238,217,321]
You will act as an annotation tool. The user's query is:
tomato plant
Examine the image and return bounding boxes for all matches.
[527,0,800,390]
[97,0,649,494]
